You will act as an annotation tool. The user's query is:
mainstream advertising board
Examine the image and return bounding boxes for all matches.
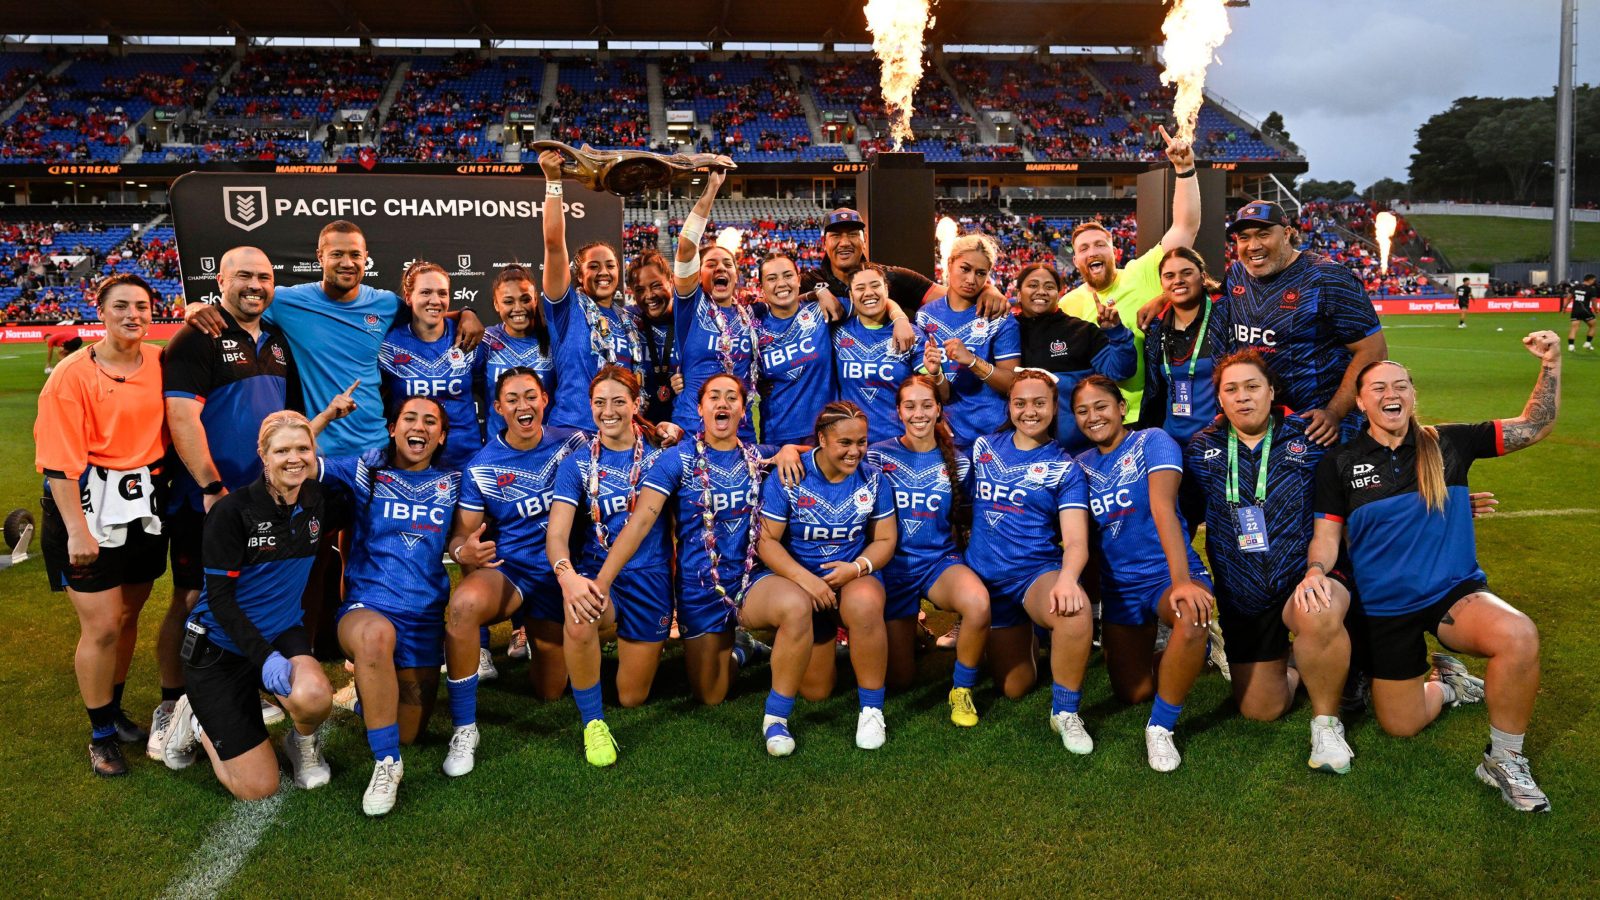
[167,172,623,322]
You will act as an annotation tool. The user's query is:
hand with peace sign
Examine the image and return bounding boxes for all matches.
[310,380,360,436]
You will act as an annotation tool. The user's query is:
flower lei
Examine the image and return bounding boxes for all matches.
[587,425,646,551]
[692,432,763,610]
[576,288,647,383]
[707,295,761,407]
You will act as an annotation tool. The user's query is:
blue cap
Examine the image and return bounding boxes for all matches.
[823,208,865,235]
[1227,201,1290,235]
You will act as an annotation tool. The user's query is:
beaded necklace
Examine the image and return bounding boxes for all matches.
[587,425,646,551]
[576,288,647,382]
[691,432,763,609]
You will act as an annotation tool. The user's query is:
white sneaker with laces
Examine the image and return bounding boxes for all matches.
[1145,725,1182,772]
[442,723,479,777]
[507,626,529,660]
[160,695,199,770]
[147,703,173,761]
[1431,653,1485,705]
[1308,716,1353,774]
[1476,748,1551,813]
[362,756,403,817]
[260,696,286,725]
[477,647,499,681]
[855,707,886,750]
[1050,711,1094,755]
[283,729,331,789]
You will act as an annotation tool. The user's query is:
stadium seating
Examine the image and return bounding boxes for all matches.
[551,59,651,150]
[0,206,178,321]
[364,53,543,164]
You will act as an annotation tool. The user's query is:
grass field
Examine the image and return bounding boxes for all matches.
[1407,214,1600,271]
[2,313,1598,897]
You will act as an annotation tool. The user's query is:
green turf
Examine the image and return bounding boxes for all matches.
[1406,214,1600,271]
[2,316,1598,897]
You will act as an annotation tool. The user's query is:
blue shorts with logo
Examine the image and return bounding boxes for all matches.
[580,562,674,644]
[976,563,1060,630]
[498,561,562,624]
[1101,570,1213,627]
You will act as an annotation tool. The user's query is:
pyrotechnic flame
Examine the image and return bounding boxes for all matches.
[1374,211,1397,275]
[865,0,933,150]
[935,216,958,277]
[1159,0,1232,144]
[715,227,742,254]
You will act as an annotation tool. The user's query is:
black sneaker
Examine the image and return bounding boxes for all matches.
[90,738,129,777]
[113,710,149,744]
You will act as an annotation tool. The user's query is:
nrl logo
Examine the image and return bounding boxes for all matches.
[222,186,270,232]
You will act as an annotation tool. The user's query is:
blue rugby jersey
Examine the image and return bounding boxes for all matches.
[262,282,400,456]
[1075,428,1203,593]
[1138,300,1230,444]
[670,286,758,439]
[321,451,458,617]
[379,318,485,469]
[1184,410,1326,615]
[1314,421,1504,617]
[760,450,894,575]
[481,323,556,436]
[867,438,968,582]
[551,441,672,574]
[192,478,325,666]
[915,299,1021,448]
[965,432,1088,580]
[1221,252,1382,416]
[458,426,587,577]
[541,286,644,430]
[834,318,915,444]
[756,301,838,445]
[641,439,764,604]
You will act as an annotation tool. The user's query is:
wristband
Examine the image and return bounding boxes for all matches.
[546,181,564,197]
[681,211,707,247]
[673,253,701,279]
[855,555,873,576]
[1175,168,1197,179]
[553,558,573,576]
[201,480,225,496]
[448,544,464,564]
[852,561,865,578]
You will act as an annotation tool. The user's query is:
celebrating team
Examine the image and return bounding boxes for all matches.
[35,131,1562,817]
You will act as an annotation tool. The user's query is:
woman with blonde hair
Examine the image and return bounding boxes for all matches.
[915,233,1020,449]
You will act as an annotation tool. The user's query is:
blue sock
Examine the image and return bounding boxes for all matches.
[1051,683,1081,716]
[447,673,479,727]
[731,645,748,668]
[764,690,796,720]
[573,683,604,725]
[366,723,400,762]
[479,625,490,649]
[1148,696,1183,732]
[858,685,886,711]
[952,661,979,690]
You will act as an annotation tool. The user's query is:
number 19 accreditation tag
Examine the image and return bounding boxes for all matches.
[1171,378,1193,418]
[1235,505,1270,553]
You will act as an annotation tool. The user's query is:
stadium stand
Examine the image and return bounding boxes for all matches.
[550,59,651,150]
[360,53,542,164]
[0,206,178,321]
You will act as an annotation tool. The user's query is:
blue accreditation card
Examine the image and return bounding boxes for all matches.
[1171,378,1193,418]
[1235,505,1269,553]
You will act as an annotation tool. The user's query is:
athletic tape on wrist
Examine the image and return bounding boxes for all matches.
[681,212,707,247]
[674,253,701,278]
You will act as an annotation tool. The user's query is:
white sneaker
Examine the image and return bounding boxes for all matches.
[161,694,199,770]
[362,756,403,817]
[442,723,479,777]
[1050,711,1094,755]
[477,647,499,681]
[260,696,286,725]
[507,626,530,660]
[147,703,173,761]
[1308,716,1353,774]
[855,707,886,750]
[1206,619,1231,681]
[283,729,331,789]
[763,719,795,757]
[1431,653,1485,706]
[332,680,359,714]
[1145,725,1182,772]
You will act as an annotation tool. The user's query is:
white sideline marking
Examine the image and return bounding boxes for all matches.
[161,778,287,900]
[1492,508,1598,520]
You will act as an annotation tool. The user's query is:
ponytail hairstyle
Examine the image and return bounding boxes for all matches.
[1357,359,1447,513]
[491,264,552,355]
[812,399,868,442]
[1158,245,1221,293]
[896,374,968,544]
[494,365,546,400]
[589,364,660,446]
[1069,373,1127,424]
[401,260,450,302]
[1005,368,1062,439]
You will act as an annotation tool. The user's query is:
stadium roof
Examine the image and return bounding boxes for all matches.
[15,0,1177,47]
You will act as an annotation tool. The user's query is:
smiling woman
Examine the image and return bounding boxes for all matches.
[379,263,486,470]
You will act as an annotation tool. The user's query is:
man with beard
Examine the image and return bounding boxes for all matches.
[1058,127,1199,422]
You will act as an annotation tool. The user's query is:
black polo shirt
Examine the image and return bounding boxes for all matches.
[802,263,938,311]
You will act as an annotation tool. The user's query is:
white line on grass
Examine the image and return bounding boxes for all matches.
[160,777,288,900]
[1492,508,1599,520]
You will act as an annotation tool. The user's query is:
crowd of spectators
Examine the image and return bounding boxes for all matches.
[549,60,651,149]
[212,50,391,120]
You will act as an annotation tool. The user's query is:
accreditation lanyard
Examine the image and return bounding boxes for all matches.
[1161,300,1210,417]
[1226,423,1272,553]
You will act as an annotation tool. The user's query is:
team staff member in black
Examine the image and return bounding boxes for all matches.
[1565,273,1595,352]
[1303,331,1561,813]
[160,412,336,800]
[1455,279,1473,329]
[1013,261,1135,454]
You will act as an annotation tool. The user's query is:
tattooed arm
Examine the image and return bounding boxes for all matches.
[1499,330,1562,452]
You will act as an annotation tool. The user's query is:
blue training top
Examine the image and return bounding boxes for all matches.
[965,431,1088,581]
[641,439,764,605]
[458,427,587,578]
[756,300,838,445]
[835,318,915,444]
[550,440,672,575]
[867,437,967,582]
[1075,428,1203,595]
[671,286,758,440]
[480,323,556,436]
[542,285,644,431]
[915,299,1021,448]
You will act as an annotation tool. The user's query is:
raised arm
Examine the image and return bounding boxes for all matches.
[538,150,572,301]
[675,170,725,297]
[1499,330,1562,452]
[1156,124,1200,253]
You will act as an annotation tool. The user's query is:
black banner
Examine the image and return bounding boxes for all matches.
[168,172,623,322]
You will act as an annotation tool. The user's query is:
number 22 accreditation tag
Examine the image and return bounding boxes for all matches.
[1235,505,1269,553]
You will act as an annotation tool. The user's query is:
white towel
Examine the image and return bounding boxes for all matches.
[83,465,163,548]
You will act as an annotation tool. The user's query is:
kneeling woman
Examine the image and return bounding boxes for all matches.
[325,397,458,816]
[545,367,676,767]
[967,370,1096,754]
[1304,333,1560,812]
[596,374,816,756]
[441,369,587,777]
[867,375,992,727]
[758,402,898,749]
[161,412,334,800]
[1071,375,1212,772]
